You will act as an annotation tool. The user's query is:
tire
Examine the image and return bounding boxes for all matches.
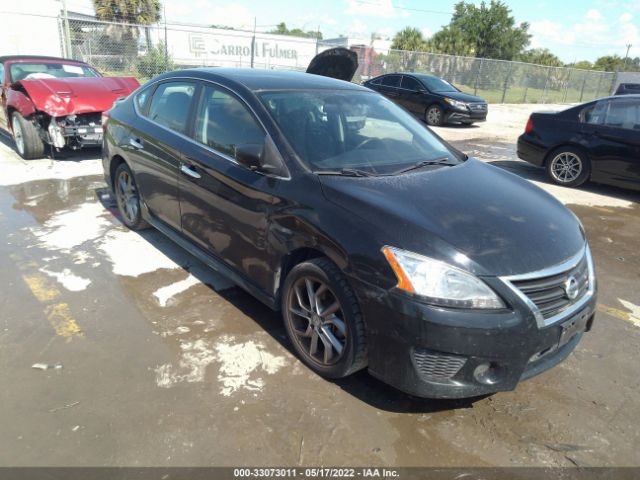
[545,147,591,188]
[425,105,444,126]
[282,257,367,379]
[11,112,45,160]
[113,163,150,230]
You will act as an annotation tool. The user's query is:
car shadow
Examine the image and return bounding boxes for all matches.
[96,187,484,413]
[0,129,101,161]
[488,159,640,204]
[419,119,479,129]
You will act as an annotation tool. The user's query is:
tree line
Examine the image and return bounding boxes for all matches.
[390,1,639,72]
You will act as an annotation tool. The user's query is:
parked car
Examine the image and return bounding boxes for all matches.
[0,55,139,159]
[517,95,640,190]
[102,52,596,399]
[614,83,640,95]
[362,73,488,126]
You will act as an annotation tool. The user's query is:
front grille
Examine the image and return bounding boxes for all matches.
[413,348,466,381]
[511,255,589,320]
[468,103,487,111]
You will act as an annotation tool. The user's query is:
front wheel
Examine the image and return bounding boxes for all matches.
[11,112,45,159]
[282,258,367,379]
[425,105,444,126]
[546,147,591,187]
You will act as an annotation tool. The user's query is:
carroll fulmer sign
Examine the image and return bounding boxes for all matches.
[190,34,301,60]
[168,29,318,68]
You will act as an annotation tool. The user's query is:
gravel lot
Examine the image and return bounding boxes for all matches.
[0,104,639,467]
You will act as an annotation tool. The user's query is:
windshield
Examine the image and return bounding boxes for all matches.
[418,76,458,93]
[259,90,459,175]
[9,62,100,82]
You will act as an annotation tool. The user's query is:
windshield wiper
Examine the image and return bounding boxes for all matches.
[315,168,376,177]
[392,157,455,175]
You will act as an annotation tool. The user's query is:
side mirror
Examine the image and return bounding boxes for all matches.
[235,136,290,177]
[235,143,264,171]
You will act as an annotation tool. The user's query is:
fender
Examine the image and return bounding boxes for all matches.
[6,88,36,122]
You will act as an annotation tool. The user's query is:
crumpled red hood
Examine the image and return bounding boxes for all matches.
[17,76,140,117]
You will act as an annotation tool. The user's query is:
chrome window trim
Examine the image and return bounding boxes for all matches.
[132,75,290,180]
[499,244,595,328]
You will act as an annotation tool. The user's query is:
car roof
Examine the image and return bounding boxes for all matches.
[169,68,369,92]
[368,72,439,81]
[0,55,89,65]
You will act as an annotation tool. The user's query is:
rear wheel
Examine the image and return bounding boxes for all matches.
[282,258,367,379]
[546,147,591,187]
[425,105,444,126]
[114,163,150,230]
[11,112,45,160]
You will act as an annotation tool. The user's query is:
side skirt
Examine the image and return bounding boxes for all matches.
[146,213,279,311]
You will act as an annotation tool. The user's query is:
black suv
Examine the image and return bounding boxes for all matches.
[614,83,640,95]
[363,73,488,126]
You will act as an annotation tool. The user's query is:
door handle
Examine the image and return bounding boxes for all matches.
[180,164,201,179]
[129,138,144,149]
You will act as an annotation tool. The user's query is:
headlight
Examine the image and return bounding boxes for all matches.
[443,98,468,109]
[382,246,505,309]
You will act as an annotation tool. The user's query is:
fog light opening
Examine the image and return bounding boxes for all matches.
[474,362,502,385]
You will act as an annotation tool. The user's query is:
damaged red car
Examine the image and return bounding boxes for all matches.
[0,55,139,159]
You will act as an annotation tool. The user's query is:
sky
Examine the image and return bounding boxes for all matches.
[63,0,640,63]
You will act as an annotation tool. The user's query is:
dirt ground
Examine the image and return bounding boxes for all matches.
[0,104,639,467]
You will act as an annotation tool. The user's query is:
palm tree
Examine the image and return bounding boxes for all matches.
[93,0,162,67]
[391,27,427,52]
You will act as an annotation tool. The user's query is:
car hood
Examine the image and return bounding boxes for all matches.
[435,90,486,103]
[15,76,140,117]
[306,47,358,81]
[319,159,585,276]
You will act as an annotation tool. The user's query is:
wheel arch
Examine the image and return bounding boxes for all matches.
[275,244,353,309]
[108,154,128,190]
[543,143,590,167]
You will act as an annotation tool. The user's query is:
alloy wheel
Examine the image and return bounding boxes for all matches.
[12,117,24,155]
[427,107,441,125]
[287,276,347,366]
[115,169,140,224]
[550,152,582,183]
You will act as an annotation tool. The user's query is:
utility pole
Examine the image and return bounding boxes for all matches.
[164,5,168,71]
[251,17,256,68]
[623,44,632,69]
[61,0,72,58]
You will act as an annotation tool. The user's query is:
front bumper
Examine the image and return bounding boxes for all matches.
[445,108,487,124]
[47,118,104,148]
[352,274,596,399]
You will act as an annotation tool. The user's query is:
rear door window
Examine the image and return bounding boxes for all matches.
[401,76,422,91]
[0,63,5,84]
[193,84,265,158]
[147,81,197,134]
[604,100,640,130]
[381,75,401,88]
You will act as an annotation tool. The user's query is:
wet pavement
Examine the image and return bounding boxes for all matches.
[0,105,639,467]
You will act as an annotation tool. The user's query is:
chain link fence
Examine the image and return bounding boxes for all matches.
[349,48,615,104]
[66,17,317,84]
[63,17,615,104]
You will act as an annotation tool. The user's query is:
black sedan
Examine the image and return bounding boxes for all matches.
[518,95,640,190]
[102,66,596,399]
[363,73,488,126]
